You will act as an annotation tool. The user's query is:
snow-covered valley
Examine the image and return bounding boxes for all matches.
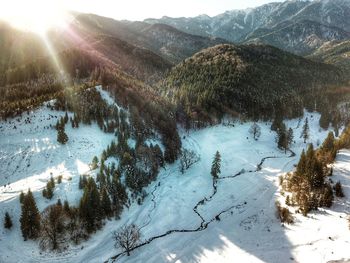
[0,90,350,263]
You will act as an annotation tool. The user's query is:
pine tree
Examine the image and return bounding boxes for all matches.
[57,175,62,184]
[296,150,307,177]
[211,151,221,179]
[4,212,13,229]
[153,144,164,167]
[271,113,283,131]
[42,188,47,198]
[20,190,41,240]
[108,175,127,218]
[43,178,54,200]
[322,132,335,153]
[63,200,70,214]
[285,195,290,206]
[64,112,69,124]
[301,118,310,143]
[305,144,324,189]
[101,150,107,162]
[319,111,331,130]
[321,183,334,207]
[79,176,83,189]
[334,181,345,197]
[49,176,55,188]
[277,123,287,152]
[19,191,24,204]
[57,125,68,144]
[80,176,88,189]
[98,173,107,190]
[79,178,102,233]
[287,128,294,148]
[55,120,60,130]
[91,156,99,170]
[101,188,112,218]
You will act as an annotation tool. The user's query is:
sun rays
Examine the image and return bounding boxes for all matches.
[0,0,69,35]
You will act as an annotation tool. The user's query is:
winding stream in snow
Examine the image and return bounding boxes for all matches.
[107,150,295,262]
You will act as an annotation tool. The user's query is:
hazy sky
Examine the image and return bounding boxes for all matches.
[62,0,282,21]
[0,0,283,33]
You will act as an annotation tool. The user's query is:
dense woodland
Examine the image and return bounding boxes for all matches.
[91,68,181,163]
[162,44,349,127]
[0,47,107,120]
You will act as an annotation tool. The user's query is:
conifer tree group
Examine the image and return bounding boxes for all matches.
[277,123,294,153]
[42,177,55,199]
[20,190,41,240]
[57,128,68,144]
[281,128,350,216]
[79,178,102,233]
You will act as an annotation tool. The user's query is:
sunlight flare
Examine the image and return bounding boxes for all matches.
[0,0,69,35]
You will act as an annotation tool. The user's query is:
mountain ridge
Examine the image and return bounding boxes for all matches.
[145,0,350,55]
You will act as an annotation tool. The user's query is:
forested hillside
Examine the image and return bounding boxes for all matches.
[161,43,348,126]
[72,13,227,64]
[308,40,350,71]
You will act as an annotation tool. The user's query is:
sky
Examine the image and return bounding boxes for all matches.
[0,0,283,33]
[62,0,282,20]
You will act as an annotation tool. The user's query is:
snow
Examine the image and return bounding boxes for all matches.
[1,92,350,263]
[96,86,122,111]
[0,106,115,262]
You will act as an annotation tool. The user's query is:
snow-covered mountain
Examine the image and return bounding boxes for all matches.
[145,0,350,55]
[1,1,350,262]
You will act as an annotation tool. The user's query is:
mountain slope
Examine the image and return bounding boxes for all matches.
[0,20,173,86]
[0,21,48,75]
[76,34,173,83]
[161,43,347,122]
[244,19,350,55]
[72,13,228,63]
[308,40,350,70]
[145,0,350,55]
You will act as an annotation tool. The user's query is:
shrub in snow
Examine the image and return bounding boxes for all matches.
[275,201,293,224]
[4,212,13,229]
[334,181,345,198]
[249,123,261,141]
[179,148,200,174]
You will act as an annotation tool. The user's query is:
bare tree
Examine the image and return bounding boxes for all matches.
[67,208,88,245]
[114,224,140,256]
[40,205,67,250]
[179,148,200,174]
[249,123,261,141]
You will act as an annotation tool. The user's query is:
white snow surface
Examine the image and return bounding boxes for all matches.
[0,92,350,263]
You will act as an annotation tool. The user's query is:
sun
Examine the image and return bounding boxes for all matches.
[0,0,69,35]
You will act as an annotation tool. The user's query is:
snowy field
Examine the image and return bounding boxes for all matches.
[0,91,349,263]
